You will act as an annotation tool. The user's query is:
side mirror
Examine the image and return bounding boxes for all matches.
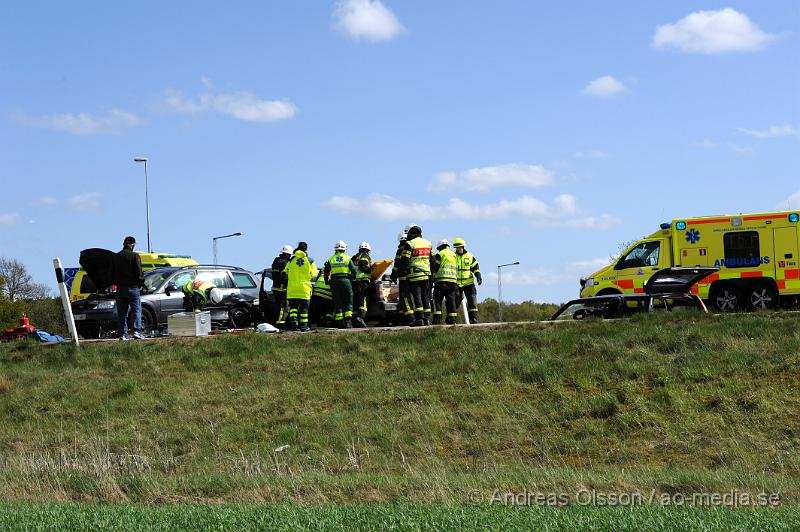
[165,284,177,296]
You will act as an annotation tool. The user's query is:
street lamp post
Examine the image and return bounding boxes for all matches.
[497,261,520,322]
[213,232,243,264]
[133,157,152,253]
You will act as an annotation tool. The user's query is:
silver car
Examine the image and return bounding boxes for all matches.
[72,264,262,338]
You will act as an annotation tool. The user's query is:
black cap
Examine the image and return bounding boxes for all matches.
[296,241,308,252]
[123,236,136,246]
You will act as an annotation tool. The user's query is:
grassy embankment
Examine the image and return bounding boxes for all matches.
[0,312,798,506]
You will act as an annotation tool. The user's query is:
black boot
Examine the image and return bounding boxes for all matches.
[469,312,479,324]
[345,320,354,329]
[432,315,442,325]
[336,320,345,329]
[445,316,456,325]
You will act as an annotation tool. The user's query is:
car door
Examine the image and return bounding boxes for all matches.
[159,270,197,322]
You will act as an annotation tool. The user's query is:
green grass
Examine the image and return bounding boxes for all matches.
[0,312,798,506]
[0,503,797,531]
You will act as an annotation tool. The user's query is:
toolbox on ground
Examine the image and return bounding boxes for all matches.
[167,311,211,337]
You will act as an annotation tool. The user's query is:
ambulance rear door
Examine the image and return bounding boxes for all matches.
[774,226,800,294]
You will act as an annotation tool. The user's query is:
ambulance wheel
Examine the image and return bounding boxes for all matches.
[596,289,621,296]
[711,285,740,312]
[229,305,252,328]
[746,283,777,311]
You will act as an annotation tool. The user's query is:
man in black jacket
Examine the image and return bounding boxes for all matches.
[114,236,144,340]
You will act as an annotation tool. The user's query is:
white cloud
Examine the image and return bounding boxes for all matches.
[67,192,102,212]
[653,8,775,54]
[692,139,721,149]
[333,0,405,42]
[573,150,608,159]
[487,269,568,287]
[487,257,612,287]
[784,191,800,210]
[30,196,58,207]
[163,81,297,122]
[17,109,142,135]
[569,258,611,272]
[322,193,620,229]
[581,76,628,98]
[737,124,797,138]
[427,163,554,193]
[0,213,21,226]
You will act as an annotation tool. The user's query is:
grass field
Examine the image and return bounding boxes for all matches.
[0,503,798,531]
[0,312,798,527]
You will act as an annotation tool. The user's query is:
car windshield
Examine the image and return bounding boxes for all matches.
[143,270,175,292]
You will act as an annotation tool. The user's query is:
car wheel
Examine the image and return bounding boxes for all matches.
[141,308,156,334]
[229,305,251,328]
[747,283,776,311]
[712,285,740,312]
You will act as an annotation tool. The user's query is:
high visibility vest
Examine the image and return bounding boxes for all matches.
[352,251,372,282]
[312,275,333,300]
[285,250,318,300]
[456,251,479,287]
[182,280,215,303]
[435,248,458,283]
[327,252,352,277]
[406,237,432,282]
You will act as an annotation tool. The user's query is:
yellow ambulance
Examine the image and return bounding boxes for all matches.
[69,253,199,302]
[580,211,800,311]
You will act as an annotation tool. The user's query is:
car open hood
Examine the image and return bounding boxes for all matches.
[78,248,116,292]
[643,267,718,295]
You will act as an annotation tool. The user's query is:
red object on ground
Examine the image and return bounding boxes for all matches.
[0,314,37,342]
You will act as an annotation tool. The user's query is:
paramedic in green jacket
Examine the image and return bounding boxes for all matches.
[324,240,358,329]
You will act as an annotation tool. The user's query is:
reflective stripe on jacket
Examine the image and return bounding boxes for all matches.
[434,248,458,283]
[312,275,333,300]
[352,251,372,282]
[182,280,215,303]
[456,251,480,287]
[405,237,432,282]
[326,252,352,277]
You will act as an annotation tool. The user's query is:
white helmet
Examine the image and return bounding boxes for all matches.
[437,239,450,248]
[334,240,347,251]
[397,231,407,242]
[280,245,293,255]
[359,241,371,251]
[209,287,223,304]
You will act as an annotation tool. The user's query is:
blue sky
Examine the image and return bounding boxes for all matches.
[1,1,798,303]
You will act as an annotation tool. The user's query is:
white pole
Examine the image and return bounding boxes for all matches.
[498,265,503,322]
[460,295,469,324]
[144,160,152,253]
[53,258,80,346]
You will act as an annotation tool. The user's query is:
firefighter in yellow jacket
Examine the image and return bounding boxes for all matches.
[284,242,318,332]
[431,239,459,325]
[396,224,434,326]
[182,279,222,312]
[454,237,482,324]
